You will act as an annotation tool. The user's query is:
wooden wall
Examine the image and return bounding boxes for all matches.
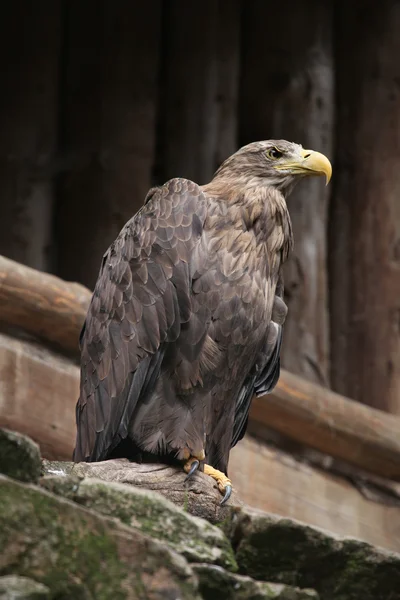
[0,0,399,414]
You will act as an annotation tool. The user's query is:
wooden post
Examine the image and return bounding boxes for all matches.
[0,1,61,272]
[240,0,334,386]
[157,0,240,184]
[55,2,162,290]
[330,1,400,413]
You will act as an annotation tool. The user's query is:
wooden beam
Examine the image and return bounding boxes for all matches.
[158,0,240,184]
[250,369,400,481]
[0,1,62,272]
[330,1,400,413]
[0,332,78,460]
[0,255,90,355]
[56,2,162,290]
[1,256,400,481]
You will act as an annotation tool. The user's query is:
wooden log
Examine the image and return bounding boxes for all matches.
[55,2,162,290]
[330,1,400,413]
[158,0,240,184]
[0,1,61,272]
[251,369,400,481]
[240,0,334,386]
[1,332,398,551]
[0,255,90,355]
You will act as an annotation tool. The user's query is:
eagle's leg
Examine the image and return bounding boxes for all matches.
[203,464,232,506]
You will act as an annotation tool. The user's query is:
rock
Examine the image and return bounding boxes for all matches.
[0,429,41,483]
[42,458,243,524]
[0,475,200,599]
[0,576,50,599]
[40,474,237,571]
[230,507,400,600]
[193,564,319,599]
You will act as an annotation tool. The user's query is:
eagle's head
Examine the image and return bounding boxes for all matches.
[213,139,332,194]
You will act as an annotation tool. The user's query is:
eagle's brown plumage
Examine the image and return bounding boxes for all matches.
[74,140,331,487]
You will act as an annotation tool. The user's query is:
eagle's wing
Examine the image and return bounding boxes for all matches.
[230,280,288,448]
[74,178,207,462]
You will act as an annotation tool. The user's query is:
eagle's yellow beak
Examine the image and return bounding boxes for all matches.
[275,148,332,185]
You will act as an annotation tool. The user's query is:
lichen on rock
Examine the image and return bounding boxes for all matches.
[231,507,400,600]
[193,563,319,599]
[40,474,238,571]
[41,457,243,525]
[0,429,41,484]
[0,475,200,599]
[0,576,50,600]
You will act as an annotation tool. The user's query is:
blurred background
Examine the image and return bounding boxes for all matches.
[1,1,399,415]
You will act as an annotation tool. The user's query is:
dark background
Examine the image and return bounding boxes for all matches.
[0,0,399,414]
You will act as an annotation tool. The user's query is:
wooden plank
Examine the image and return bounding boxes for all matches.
[330,1,400,413]
[0,332,78,460]
[55,1,162,289]
[0,255,90,355]
[158,0,240,184]
[214,0,241,166]
[251,369,400,481]
[240,0,334,386]
[158,0,219,184]
[1,330,398,552]
[230,436,400,553]
[0,1,62,272]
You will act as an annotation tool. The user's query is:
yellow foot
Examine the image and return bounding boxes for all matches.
[183,451,205,478]
[204,464,232,506]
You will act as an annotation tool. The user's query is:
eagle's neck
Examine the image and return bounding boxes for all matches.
[202,176,293,262]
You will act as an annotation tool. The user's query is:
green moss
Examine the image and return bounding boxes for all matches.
[0,575,50,599]
[0,478,128,599]
[0,476,199,600]
[192,564,319,600]
[43,476,238,572]
[233,511,400,600]
[0,429,41,483]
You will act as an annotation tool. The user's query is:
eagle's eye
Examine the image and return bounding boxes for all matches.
[266,147,283,160]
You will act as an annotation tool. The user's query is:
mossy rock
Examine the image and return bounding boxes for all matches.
[0,429,41,484]
[193,564,319,599]
[232,508,400,600]
[0,576,50,599]
[0,475,200,599]
[41,458,243,525]
[40,474,238,571]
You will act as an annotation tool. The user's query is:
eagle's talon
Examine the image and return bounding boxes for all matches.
[184,458,200,480]
[220,484,232,505]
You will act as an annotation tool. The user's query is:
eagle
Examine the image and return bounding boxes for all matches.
[73,140,331,504]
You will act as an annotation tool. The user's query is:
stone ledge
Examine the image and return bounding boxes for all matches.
[0,475,199,599]
[40,473,238,571]
[3,427,400,600]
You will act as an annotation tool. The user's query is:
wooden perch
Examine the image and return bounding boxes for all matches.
[42,458,242,526]
[1,254,400,481]
[0,255,91,355]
